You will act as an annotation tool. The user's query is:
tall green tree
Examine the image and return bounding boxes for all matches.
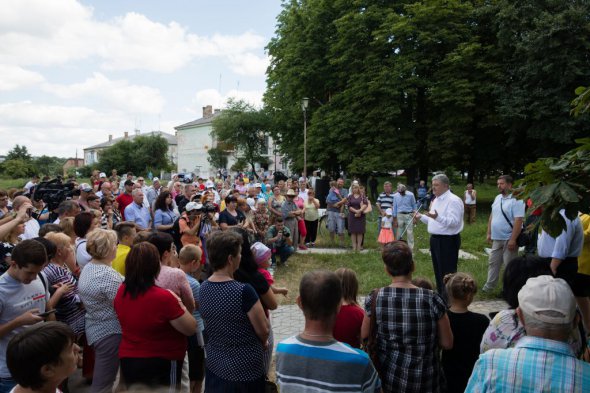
[207,146,230,170]
[212,99,271,179]
[493,0,590,164]
[98,135,171,175]
[6,145,32,162]
[34,156,65,176]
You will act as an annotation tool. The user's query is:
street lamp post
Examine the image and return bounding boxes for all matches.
[301,97,309,179]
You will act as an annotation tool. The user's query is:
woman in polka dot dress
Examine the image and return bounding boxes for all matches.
[198,230,270,392]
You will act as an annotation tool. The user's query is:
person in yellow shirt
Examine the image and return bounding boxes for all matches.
[111,221,136,276]
[577,213,590,330]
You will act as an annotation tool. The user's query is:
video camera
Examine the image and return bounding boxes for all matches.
[31,177,76,212]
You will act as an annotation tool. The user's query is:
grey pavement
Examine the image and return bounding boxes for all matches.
[271,299,508,349]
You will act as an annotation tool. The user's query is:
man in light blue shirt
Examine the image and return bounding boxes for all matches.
[392,184,416,249]
[537,209,583,293]
[466,275,590,392]
[482,175,525,292]
[124,189,152,231]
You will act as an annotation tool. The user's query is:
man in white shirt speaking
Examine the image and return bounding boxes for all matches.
[415,174,464,299]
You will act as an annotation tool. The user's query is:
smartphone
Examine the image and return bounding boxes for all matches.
[37,309,57,318]
[26,208,33,217]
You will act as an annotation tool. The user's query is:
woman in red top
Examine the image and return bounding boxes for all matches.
[332,267,365,348]
[114,242,197,391]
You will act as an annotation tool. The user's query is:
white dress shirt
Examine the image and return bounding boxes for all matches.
[419,190,464,235]
[537,210,583,260]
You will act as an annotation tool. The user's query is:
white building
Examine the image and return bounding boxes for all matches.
[175,105,289,178]
[83,130,177,166]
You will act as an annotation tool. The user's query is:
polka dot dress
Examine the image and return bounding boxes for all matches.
[199,280,265,381]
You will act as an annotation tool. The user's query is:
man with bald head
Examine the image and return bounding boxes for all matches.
[12,196,39,240]
[124,189,151,231]
[95,182,112,200]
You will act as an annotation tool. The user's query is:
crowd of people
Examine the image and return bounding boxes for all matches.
[0,168,589,393]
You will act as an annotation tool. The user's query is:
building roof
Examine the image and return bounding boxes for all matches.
[175,111,221,130]
[84,131,177,150]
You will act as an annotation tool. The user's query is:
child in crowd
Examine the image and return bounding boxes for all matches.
[441,272,489,393]
[332,268,364,348]
[412,276,434,290]
[111,221,136,276]
[7,322,80,393]
[378,208,395,246]
[251,242,288,297]
[178,245,205,393]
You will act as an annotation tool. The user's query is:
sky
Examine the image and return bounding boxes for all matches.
[0,0,283,158]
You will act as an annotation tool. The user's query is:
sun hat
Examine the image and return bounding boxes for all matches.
[251,242,272,265]
[286,189,296,196]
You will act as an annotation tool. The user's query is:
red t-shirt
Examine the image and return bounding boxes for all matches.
[332,304,365,348]
[116,193,133,220]
[114,284,187,360]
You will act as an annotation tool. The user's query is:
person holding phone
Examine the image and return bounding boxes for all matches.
[0,240,56,393]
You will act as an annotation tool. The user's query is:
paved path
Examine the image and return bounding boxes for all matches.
[271,299,508,349]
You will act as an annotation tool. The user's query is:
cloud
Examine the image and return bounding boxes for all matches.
[0,65,44,91]
[0,0,269,74]
[43,73,165,114]
[227,53,269,76]
[0,101,131,157]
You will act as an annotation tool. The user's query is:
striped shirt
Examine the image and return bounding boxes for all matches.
[376,192,394,211]
[465,336,590,392]
[276,335,381,393]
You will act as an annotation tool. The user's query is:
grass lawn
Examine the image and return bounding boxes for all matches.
[274,182,504,306]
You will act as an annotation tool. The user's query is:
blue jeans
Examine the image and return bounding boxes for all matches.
[271,245,294,265]
[0,377,16,393]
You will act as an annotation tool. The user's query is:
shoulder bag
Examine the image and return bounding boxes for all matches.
[500,199,530,247]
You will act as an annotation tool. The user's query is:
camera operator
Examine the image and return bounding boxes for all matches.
[265,217,294,267]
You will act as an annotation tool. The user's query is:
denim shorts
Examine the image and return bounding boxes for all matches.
[327,211,345,234]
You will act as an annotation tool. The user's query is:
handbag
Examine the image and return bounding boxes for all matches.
[500,199,530,247]
[364,288,382,379]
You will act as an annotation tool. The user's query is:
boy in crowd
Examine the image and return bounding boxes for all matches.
[6,322,79,393]
[111,221,136,276]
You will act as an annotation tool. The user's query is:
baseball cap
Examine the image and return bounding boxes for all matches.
[124,179,134,186]
[185,202,203,212]
[152,177,159,182]
[385,208,393,216]
[205,181,215,188]
[99,172,106,178]
[79,183,92,192]
[254,183,262,188]
[246,198,257,211]
[251,242,271,265]
[518,275,576,325]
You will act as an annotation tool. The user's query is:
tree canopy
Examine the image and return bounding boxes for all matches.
[264,0,590,182]
[97,135,171,175]
[212,99,271,179]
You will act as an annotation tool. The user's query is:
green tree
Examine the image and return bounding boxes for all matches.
[2,159,36,179]
[207,146,230,170]
[34,156,65,176]
[212,99,271,179]
[6,144,32,162]
[97,135,171,176]
[519,138,590,236]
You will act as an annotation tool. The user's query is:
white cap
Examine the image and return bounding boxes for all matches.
[246,197,257,211]
[385,208,393,216]
[254,183,262,188]
[518,275,576,325]
[152,177,159,182]
[205,181,215,188]
[99,172,106,178]
[185,202,202,212]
